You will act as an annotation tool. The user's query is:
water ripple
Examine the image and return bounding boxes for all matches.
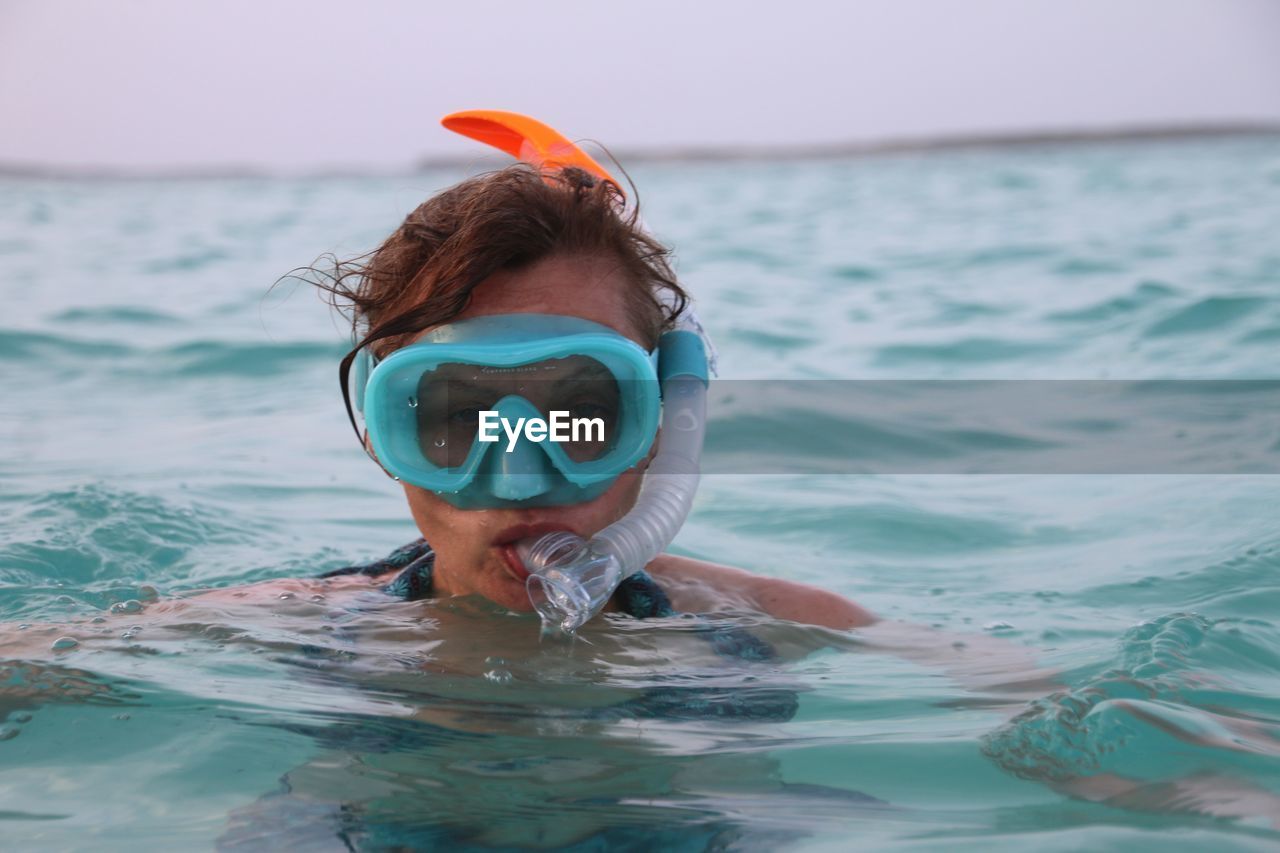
[163,339,343,376]
[873,337,1069,366]
[1144,296,1267,338]
[0,328,132,361]
[982,612,1280,786]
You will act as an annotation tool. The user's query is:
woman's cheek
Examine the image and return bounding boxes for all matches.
[402,486,462,549]
[407,485,461,520]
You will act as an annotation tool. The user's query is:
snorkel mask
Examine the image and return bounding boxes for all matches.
[357,313,664,509]
[342,110,714,634]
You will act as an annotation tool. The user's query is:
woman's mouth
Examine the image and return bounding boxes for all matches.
[492,522,580,584]
[499,544,531,582]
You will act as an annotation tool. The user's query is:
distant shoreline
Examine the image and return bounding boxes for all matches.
[601,122,1280,165]
[3,122,1277,181]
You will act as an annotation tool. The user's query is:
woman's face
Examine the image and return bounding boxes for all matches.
[400,253,651,610]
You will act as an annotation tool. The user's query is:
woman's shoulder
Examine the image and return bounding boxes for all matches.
[645,553,877,630]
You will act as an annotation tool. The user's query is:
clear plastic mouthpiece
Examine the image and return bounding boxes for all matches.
[518,533,623,634]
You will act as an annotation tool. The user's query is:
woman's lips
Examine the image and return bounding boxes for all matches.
[492,522,580,584]
[500,544,531,582]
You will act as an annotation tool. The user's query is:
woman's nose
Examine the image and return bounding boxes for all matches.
[478,433,557,500]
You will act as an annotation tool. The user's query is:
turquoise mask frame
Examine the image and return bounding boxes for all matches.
[353,314,666,509]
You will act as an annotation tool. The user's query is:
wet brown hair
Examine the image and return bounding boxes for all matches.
[302,164,688,435]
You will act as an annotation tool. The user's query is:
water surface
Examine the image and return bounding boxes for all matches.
[3,136,1280,849]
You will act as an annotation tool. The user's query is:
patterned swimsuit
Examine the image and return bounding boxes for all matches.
[319,538,678,623]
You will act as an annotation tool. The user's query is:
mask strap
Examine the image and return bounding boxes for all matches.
[337,349,362,442]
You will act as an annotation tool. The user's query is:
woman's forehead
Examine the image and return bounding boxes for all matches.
[413,254,647,344]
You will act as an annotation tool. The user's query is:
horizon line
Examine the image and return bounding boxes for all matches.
[2,121,1277,181]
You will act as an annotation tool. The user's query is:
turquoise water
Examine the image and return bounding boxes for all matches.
[4,136,1280,849]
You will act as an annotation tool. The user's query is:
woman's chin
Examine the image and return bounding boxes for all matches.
[487,573,538,613]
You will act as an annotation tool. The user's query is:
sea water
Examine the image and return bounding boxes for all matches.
[2,136,1280,849]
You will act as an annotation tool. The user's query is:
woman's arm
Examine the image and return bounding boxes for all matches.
[647,554,1058,700]
[646,554,877,629]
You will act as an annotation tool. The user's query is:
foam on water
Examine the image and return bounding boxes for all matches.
[3,136,1280,848]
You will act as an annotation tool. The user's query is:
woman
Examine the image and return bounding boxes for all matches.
[296,157,875,631]
[1,117,1033,675]
[0,117,1035,683]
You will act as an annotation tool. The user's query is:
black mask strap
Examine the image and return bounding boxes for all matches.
[337,348,364,445]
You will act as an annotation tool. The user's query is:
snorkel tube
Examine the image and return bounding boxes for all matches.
[442,109,712,634]
[518,323,707,633]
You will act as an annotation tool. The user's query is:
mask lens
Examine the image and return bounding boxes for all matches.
[415,356,622,468]
[548,364,620,463]
[415,365,490,468]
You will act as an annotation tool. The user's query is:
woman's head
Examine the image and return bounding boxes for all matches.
[314,164,690,609]
[326,164,686,360]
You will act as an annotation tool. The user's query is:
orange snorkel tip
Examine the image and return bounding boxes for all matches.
[440,109,625,200]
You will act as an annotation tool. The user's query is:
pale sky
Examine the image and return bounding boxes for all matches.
[2,0,1278,173]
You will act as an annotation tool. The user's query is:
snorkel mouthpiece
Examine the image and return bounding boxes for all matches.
[518,533,623,634]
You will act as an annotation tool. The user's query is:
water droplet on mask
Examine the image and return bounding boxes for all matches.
[433,438,446,448]
[407,396,418,408]
[51,637,79,651]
